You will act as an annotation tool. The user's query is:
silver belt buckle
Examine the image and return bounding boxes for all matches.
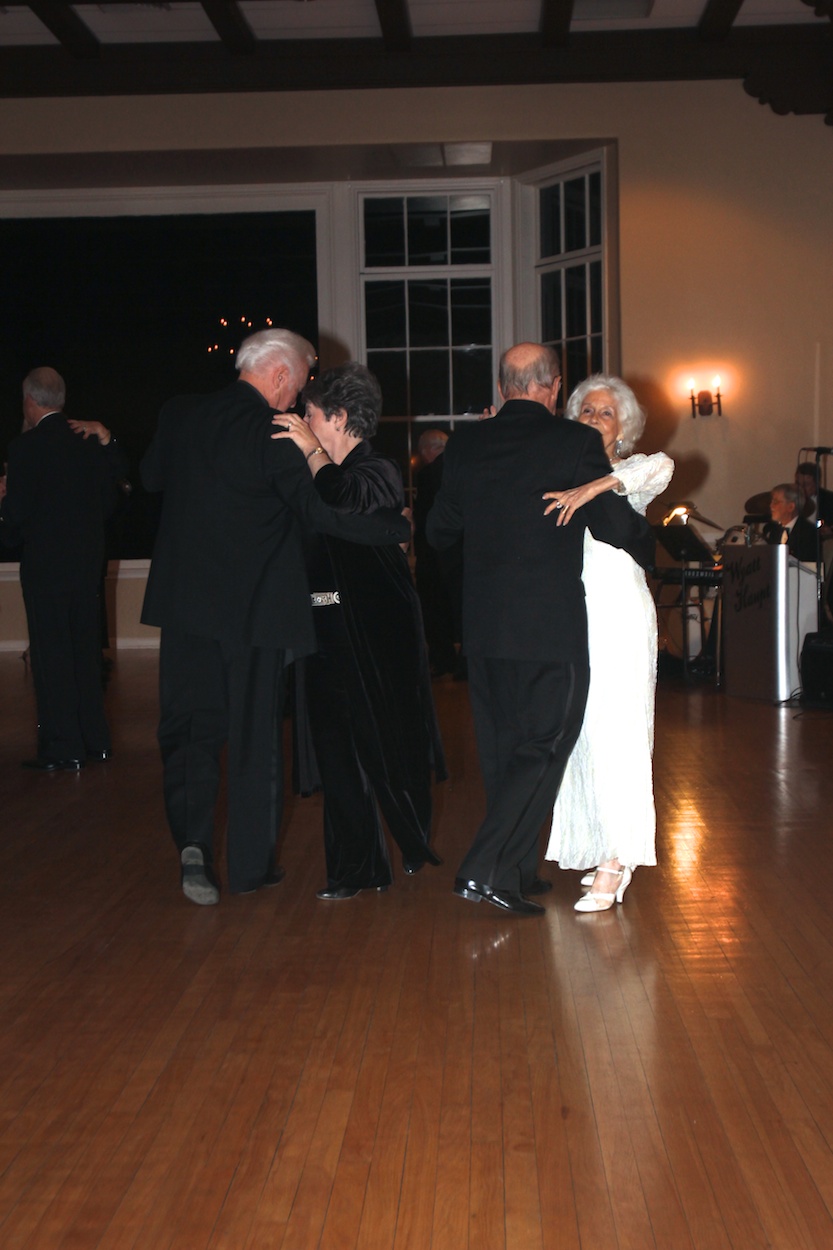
[311,591,340,607]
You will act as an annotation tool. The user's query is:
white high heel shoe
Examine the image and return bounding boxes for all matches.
[580,870,596,888]
[574,866,632,912]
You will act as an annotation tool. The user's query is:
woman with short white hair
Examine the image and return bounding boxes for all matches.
[543,373,674,911]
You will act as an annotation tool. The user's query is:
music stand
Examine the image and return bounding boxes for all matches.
[653,523,722,681]
[653,523,716,565]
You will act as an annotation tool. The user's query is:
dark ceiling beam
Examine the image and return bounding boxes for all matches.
[374,0,412,52]
[698,0,744,41]
[541,0,575,48]
[199,1,256,55]
[0,26,830,126]
[26,2,99,58]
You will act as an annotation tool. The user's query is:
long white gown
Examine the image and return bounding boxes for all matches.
[545,451,674,871]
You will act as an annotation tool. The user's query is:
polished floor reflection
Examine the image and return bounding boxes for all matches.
[1,652,832,1250]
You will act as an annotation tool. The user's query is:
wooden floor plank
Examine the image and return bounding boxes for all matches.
[2,655,833,1250]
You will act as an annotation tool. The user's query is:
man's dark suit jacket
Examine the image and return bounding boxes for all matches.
[764,515,818,562]
[140,380,408,657]
[813,486,833,527]
[425,398,655,662]
[0,412,126,591]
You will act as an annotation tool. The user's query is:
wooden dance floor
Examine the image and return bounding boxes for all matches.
[2,649,833,1250]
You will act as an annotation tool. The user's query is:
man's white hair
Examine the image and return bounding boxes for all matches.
[236,328,316,376]
[23,366,66,410]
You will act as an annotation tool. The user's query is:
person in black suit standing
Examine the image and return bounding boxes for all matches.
[141,329,410,906]
[0,367,127,771]
[795,462,833,528]
[426,343,655,916]
[763,483,817,561]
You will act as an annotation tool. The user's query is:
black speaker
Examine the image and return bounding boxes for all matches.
[800,630,833,706]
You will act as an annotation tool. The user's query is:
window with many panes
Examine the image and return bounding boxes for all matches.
[537,167,604,401]
[361,193,494,420]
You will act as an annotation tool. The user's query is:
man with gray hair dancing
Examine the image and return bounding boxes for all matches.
[141,329,410,905]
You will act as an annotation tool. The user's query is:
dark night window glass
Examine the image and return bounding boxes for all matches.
[566,339,589,396]
[407,196,449,265]
[371,420,410,483]
[408,280,449,347]
[565,265,587,338]
[564,177,587,253]
[588,172,602,248]
[590,260,603,334]
[450,194,491,264]
[590,335,603,374]
[364,197,406,267]
[541,271,562,343]
[452,347,493,414]
[365,281,406,348]
[410,349,450,416]
[362,192,494,419]
[450,278,491,345]
[0,209,318,560]
[540,184,561,258]
[367,350,408,416]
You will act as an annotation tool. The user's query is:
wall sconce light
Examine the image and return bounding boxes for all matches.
[689,376,723,418]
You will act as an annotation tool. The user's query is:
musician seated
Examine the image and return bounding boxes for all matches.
[763,483,818,561]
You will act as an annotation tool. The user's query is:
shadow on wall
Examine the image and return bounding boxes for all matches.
[626,373,711,525]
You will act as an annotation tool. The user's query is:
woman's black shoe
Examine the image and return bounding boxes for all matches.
[316,883,391,900]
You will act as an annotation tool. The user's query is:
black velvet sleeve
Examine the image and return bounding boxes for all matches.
[313,446,404,513]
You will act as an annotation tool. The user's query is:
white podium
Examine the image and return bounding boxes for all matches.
[722,545,817,702]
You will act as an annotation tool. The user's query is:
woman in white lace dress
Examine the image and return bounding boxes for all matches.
[543,375,673,912]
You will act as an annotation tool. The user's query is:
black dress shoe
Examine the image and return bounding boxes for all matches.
[316,883,390,900]
[180,844,220,905]
[525,877,553,896]
[87,750,112,762]
[402,849,443,874]
[453,878,545,916]
[22,757,84,772]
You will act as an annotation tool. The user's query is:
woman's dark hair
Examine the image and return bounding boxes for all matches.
[302,362,383,439]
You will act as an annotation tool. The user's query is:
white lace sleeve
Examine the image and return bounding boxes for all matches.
[612,452,674,515]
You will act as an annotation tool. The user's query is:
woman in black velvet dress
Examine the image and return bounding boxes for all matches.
[273,363,445,899]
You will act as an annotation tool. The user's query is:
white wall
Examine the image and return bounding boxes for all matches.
[2,78,831,541]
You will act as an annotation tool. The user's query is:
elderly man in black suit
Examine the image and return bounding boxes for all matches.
[426,342,655,916]
[0,367,127,771]
[141,328,410,906]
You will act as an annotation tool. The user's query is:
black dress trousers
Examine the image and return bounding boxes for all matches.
[24,583,110,762]
[305,605,434,888]
[157,629,287,893]
[460,656,590,894]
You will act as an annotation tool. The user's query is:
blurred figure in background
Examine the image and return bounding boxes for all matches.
[413,428,465,679]
[0,367,127,770]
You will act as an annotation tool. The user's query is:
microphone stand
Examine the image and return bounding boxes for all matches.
[799,447,828,632]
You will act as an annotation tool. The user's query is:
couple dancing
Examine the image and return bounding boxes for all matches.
[427,342,673,916]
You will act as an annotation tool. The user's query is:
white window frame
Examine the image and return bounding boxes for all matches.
[512,145,619,380]
[330,177,514,416]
